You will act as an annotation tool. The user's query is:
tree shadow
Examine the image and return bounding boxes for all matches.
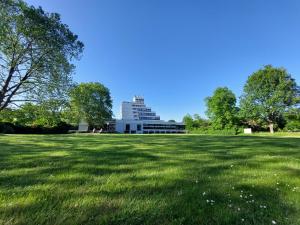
[0,134,299,225]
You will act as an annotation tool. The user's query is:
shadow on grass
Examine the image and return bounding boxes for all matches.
[0,134,299,225]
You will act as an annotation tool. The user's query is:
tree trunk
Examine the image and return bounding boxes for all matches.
[269,123,274,134]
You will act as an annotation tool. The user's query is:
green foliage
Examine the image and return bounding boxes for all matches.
[183,114,194,130]
[0,108,15,123]
[183,114,210,131]
[0,121,73,134]
[0,0,83,110]
[69,82,113,127]
[206,87,238,129]
[240,65,299,133]
[284,108,300,131]
[0,100,68,127]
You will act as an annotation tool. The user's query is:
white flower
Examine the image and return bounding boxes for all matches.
[272,220,276,224]
[237,207,240,211]
[241,218,245,222]
[202,192,206,196]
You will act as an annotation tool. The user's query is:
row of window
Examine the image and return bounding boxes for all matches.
[125,123,185,131]
[143,126,185,130]
[138,113,156,116]
[139,117,160,120]
[125,124,142,131]
[132,104,145,108]
[132,108,151,112]
[143,131,185,134]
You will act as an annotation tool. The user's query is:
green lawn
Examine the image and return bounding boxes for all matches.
[0,134,299,225]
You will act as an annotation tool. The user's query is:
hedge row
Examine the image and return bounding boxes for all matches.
[0,122,76,134]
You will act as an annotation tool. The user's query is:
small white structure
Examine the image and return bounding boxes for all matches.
[244,128,252,134]
[78,120,89,132]
[115,96,185,134]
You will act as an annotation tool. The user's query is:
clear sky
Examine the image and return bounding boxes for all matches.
[25,0,300,121]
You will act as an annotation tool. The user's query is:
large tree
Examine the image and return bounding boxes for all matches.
[206,87,238,130]
[69,82,113,127]
[0,0,84,110]
[240,65,299,133]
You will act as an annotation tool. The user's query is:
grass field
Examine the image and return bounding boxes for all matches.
[0,134,299,225]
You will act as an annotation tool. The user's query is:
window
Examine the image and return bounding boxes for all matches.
[125,124,130,131]
[137,124,141,131]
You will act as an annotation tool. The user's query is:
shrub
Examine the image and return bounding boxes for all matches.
[285,120,300,132]
[0,122,74,134]
[0,122,15,134]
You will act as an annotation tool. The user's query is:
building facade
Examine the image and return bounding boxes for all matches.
[115,96,185,134]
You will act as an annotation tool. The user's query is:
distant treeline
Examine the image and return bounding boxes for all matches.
[183,65,300,134]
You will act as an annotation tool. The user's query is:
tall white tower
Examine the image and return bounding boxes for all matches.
[121,96,160,120]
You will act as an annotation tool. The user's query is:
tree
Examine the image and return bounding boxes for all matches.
[205,87,238,130]
[183,114,194,131]
[240,65,299,133]
[283,108,300,131]
[182,114,210,131]
[193,114,210,128]
[69,82,113,127]
[0,0,84,110]
[0,100,66,126]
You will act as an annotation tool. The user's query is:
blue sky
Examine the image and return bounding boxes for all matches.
[25,0,300,121]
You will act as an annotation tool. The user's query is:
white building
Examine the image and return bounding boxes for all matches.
[115,96,185,134]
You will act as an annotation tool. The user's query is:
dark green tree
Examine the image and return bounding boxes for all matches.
[69,82,113,127]
[0,0,84,110]
[183,114,194,131]
[283,108,300,131]
[206,87,238,130]
[240,65,299,133]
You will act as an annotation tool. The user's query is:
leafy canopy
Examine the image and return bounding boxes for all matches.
[183,114,210,131]
[0,0,84,110]
[0,100,67,127]
[240,65,299,131]
[206,87,238,129]
[69,82,113,127]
